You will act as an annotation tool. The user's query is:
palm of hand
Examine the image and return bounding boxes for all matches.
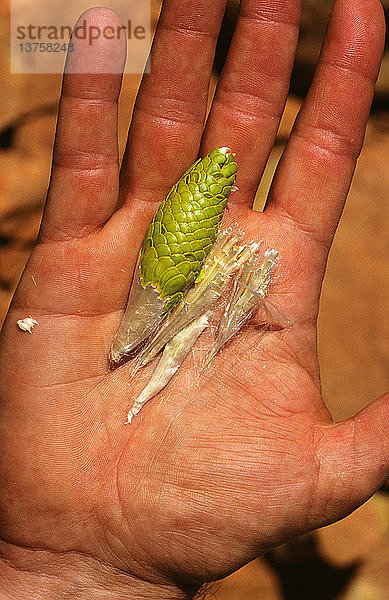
[0,0,387,594]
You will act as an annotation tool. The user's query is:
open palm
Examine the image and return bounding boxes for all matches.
[0,1,388,598]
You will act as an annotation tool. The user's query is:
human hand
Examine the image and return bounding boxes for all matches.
[0,1,387,599]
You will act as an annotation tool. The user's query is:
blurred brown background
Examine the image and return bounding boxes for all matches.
[0,1,388,598]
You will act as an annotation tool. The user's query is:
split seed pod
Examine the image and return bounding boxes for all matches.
[109,147,238,365]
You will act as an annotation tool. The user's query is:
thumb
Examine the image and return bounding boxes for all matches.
[313,392,389,527]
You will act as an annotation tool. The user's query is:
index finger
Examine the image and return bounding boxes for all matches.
[236,0,385,327]
[267,0,385,247]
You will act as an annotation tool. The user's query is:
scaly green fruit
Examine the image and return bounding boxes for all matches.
[139,147,238,310]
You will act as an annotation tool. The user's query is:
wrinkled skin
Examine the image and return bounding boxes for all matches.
[0,1,388,598]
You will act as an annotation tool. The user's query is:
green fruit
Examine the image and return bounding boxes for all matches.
[139,148,237,310]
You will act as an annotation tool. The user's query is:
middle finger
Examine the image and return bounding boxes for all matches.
[201,0,301,207]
